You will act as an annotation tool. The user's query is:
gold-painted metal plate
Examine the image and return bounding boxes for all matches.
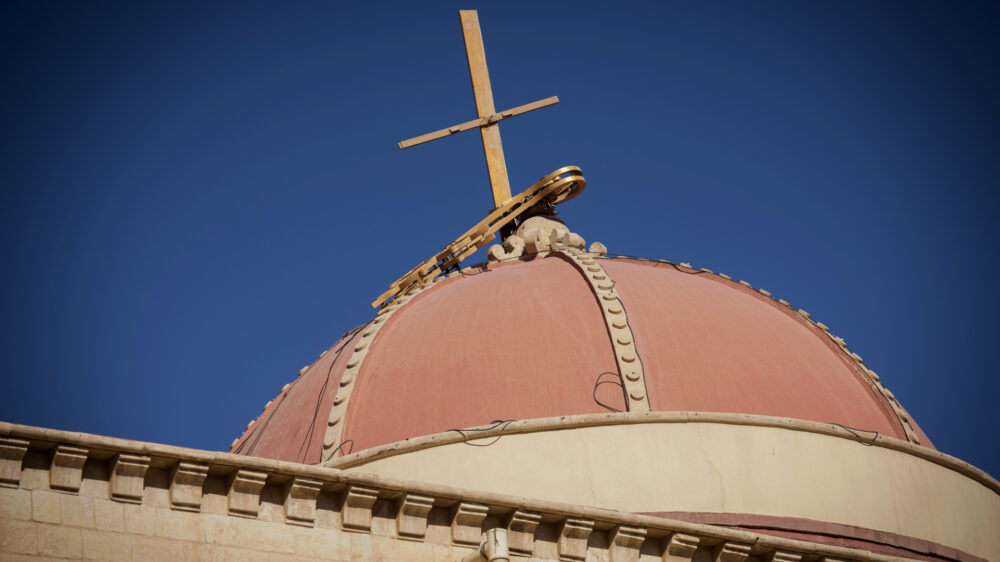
[371,166,586,309]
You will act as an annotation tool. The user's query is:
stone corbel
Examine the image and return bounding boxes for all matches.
[0,437,29,488]
[49,444,88,493]
[714,541,752,562]
[770,552,803,562]
[663,533,700,562]
[609,525,646,562]
[396,493,434,540]
[557,517,594,561]
[109,453,150,504]
[505,509,541,555]
[228,469,268,518]
[451,501,489,545]
[342,485,378,532]
[169,461,209,512]
[284,477,323,527]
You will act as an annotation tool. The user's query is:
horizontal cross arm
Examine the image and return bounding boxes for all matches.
[398,96,559,149]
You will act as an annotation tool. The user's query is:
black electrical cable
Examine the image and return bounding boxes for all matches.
[831,423,879,446]
[448,419,516,447]
[593,372,624,413]
[296,321,369,462]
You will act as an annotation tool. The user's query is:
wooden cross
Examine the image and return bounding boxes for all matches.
[398,10,559,209]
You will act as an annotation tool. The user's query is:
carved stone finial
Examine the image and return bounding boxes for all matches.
[488,214,600,261]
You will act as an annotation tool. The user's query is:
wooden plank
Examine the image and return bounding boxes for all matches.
[459,10,511,207]
[397,96,560,150]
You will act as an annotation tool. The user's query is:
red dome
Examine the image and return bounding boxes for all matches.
[232,253,930,463]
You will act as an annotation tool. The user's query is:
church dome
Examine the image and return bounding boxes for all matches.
[231,251,928,464]
[230,240,1000,562]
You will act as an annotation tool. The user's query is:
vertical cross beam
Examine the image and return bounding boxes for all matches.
[459,10,511,207]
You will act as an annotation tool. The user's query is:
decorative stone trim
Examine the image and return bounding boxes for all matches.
[506,509,542,555]
[610,525,647,562]
[0,436,28,488]
[109,453,150,503]
[325,410,1000,500]
[558,517,595,561]
[554,249,650,412]
[170,461,209,512]
[228,468,268,518]
[452,501,489,545]
[322,280,437,462]
[49,444,88,492]
[0,421,975,562]
[342,485,378,532]
[714,541,752,562]
[664,533,700,561]
[285,476,323,527]
[397,493,435,540]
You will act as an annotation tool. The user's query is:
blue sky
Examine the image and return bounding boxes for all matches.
[2,2,998,477]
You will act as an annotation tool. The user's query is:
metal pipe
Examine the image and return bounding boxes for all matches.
[462,528,509,562]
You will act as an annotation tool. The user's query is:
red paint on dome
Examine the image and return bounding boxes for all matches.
[236,253,933,462]
[339,258,622,452]
[233,327,364,463]
[602,259,908,440]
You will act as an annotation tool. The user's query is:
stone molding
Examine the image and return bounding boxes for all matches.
[323,411,999,495]
[321,277,438,463]
[284,476,323,527]
[228,468,267,518]
[665,533,701,561]
[451,501,489,545]
[49,443,88,492]
[552,249,651,412]
[342,485,378,532]
[397,493,434,540]
[109,453,150,504]
[0,436,28,488]
[170,461,209,512]
[0,420,967,562]
[506,509,542,555]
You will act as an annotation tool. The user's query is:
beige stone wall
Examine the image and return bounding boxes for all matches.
[0,423,909,562]
[346,420,1000,561]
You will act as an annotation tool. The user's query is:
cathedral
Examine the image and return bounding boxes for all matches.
[1,10,996,562]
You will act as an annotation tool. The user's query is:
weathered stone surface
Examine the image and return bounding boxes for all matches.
[60,493,95,528]
[156,507,205,541]
[94,499,124,532]
[0,519,38,555]
[81,528,131,561]
[131,535,199,561]
[123,502,156,536]
[38,524,83,558]
[31,490,61,524]
[0,487,31,520]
